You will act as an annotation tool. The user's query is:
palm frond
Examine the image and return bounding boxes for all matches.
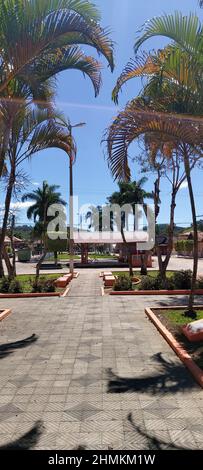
[22,46,102,97]
[134,12,202,57]
[112,46,202,105]
[106,100,203,181]
[0,0,114,93]
[28,120,76,159]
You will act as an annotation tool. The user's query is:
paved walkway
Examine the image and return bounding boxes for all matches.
[0,269,202,450]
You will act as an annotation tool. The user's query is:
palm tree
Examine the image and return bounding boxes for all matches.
[107,59,203,316]
[0,0,114,178]
[0,95,71,278]
[22,181,66,277]
[108,179,153,276]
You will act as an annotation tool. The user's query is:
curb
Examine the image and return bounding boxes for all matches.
[0,309,11,321]
[61,285,70,297]
[0,292,61,299]
[110,289,203,296]
[145,306,203,388]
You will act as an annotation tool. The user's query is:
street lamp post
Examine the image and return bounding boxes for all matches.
[68,122,86,275]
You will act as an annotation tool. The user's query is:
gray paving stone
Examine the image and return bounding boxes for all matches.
[0,269,202,449]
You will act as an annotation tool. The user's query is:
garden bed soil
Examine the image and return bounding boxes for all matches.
[145,306,203,387]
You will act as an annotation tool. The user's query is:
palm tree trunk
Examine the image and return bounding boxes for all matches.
[0,165,15,278]
[10,214,16,278]
[183,146,198,317]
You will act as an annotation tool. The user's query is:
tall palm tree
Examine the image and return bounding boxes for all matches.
[107,44,203,315]
[0,0,114,177]
[22,181,66,277]
[108,179,153,276]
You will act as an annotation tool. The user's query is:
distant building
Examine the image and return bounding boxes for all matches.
[176,231,203,257]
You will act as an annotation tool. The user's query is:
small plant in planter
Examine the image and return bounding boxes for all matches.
[0,277,10,293]
[114,275,132,291]
[8,279,23,293]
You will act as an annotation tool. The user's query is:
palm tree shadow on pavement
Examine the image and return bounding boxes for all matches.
[0,420,43,450]
[0,334,38,360]
[127,413,191,450]
[106,352,198,394]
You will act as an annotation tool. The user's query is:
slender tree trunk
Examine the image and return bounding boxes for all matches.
[54,251,58,266]
[2,246,13,278]
[0,165,15,278]
[158,190,177,284]
[183,147,198,317]
[36,249,47,280]
[10,214,16,278]
[121,224,133,277]
[140,253,148,275]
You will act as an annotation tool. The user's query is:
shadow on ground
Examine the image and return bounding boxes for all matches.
[0,420,43,450]
[0,334,38,359]
[106,352,198,394]
[156,295,203,308]
[127,413,192,450]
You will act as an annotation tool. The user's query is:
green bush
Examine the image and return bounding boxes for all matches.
[172,270,192,289]
[197,278,203,289]
[0,277,10,293]
[8,279,23,293]
[31,278,56,293]
[175,239,193,255]
[31,279,43,293]
[138,275,174,291]
[42,279,56,292]
[114,275,132,291]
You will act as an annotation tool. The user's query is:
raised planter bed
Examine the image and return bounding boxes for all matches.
[145,306,203,388]
[0,308,11,321]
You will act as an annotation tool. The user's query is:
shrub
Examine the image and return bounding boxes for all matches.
[197,277,203,289]
[31,279,43,293]
[42,279,56,293]
[0,277,10,293]
[138,275,158,291]
[172,270,192,289]
[138,275,174,291]
[8,279,23,293]
[31,278,56,293]
[114,275,132,291]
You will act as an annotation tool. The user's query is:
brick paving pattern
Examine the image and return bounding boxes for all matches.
[0,269,202,450]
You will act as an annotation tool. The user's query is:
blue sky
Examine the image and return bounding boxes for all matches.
[8,0,203,227]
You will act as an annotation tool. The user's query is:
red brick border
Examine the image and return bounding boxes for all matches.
[145,306,203,388]
[0,292,61,299]
[0,309,11,321]
[110,289,203,296]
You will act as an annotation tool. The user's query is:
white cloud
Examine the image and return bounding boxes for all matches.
[10,201,33,210]
[31,181,40,186]
[180,181,188,190]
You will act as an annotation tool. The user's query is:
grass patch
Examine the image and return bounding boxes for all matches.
[89,254,117,260]
[46,253,80,261]
[154,309,203,370]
